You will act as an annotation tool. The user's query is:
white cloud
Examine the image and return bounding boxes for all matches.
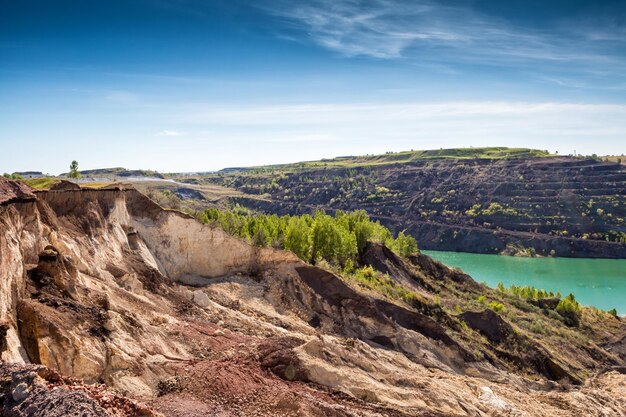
[156,130,183,137]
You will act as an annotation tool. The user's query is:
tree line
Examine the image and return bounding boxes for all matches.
[197,207,418,265]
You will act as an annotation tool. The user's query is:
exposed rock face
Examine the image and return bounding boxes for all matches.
[460,309,514,344]
[0,363,159,417]
[1,178,625,416]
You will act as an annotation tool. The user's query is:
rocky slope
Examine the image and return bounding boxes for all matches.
[202,154,626,258]
[1,178,625,416]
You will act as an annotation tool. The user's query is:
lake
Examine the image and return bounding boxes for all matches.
[423,250,626,315]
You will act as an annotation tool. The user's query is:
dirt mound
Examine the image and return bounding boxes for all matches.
[48,180,81,191]
[360,242,430,290]
[0,179,35,205]
[257,337,309,382]
[409,252,479,290]
[460,309,514,344]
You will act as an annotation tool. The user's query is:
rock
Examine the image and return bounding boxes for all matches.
[12,382,30,401]
[0,320,9,354]
[193,290,211,308]
[528,298,560,310]
[117,273,144,293]
[477,386,510,411]
[460,309,513,344]
[33,245,79,295]
[257,337,308,382]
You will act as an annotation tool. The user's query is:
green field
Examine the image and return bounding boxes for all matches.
[22,177,63,190]
[222,147,552,174]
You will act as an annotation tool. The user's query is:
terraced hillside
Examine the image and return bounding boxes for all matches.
[200,151,626,258]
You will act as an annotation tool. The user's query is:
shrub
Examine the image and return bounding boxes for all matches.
[488,301,505,313]
[556,294,582,327]
[608,308,618,318]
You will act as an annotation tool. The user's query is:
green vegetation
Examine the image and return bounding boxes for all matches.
[198,207,418,265]
[80,181,117,189]
[2,173,24,180]
[488,301,505,313]
[342,264,421,305]
[466,202,523,218]
[22,177,63,190]
[69,160,81,179]
[227,147,551,173]
[496,282,560,300]
[556,294,582,327]
[496,283,584,326]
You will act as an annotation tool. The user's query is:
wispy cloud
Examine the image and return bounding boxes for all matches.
[154,100,626,156]
[156,130,183,137]
[259,0,626,72]
[184,101,626,126]
[104,91,139,103]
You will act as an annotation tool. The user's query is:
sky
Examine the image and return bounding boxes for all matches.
[1,0,625,174]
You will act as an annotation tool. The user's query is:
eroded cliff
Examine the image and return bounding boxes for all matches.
[1,178,625,417]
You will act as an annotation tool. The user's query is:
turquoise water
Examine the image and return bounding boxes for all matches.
[423,251,626,314]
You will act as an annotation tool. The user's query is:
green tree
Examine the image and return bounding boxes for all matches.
[311,212,340,263]
[284,216,311,261]
[390,231,418,257]
[556,293,582,327]
[69,160,81,179]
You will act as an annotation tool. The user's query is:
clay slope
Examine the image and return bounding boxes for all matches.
[1,178,625,416]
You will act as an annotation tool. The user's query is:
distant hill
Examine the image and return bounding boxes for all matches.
[198,147,626,258]
[12,171,45,178]
[219,147,552,173]
[59,167,164,179]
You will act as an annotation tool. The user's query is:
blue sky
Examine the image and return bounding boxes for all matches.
[1,0,625,174]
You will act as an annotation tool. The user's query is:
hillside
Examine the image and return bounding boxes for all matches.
[222,147,552,173]
[196,148,626,258]
[1,177,625,416]
[59,167,164,179]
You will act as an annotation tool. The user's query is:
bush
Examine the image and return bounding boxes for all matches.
[556,294,582,327]
[608,308,618,318]
[488,301,505,313]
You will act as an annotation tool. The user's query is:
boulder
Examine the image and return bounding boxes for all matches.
[193,290,211,308]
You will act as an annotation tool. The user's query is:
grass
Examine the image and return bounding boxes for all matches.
[23,177,63,190]
[23,178,117,190]
[219,147,553,174]
[80,181,118,189]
